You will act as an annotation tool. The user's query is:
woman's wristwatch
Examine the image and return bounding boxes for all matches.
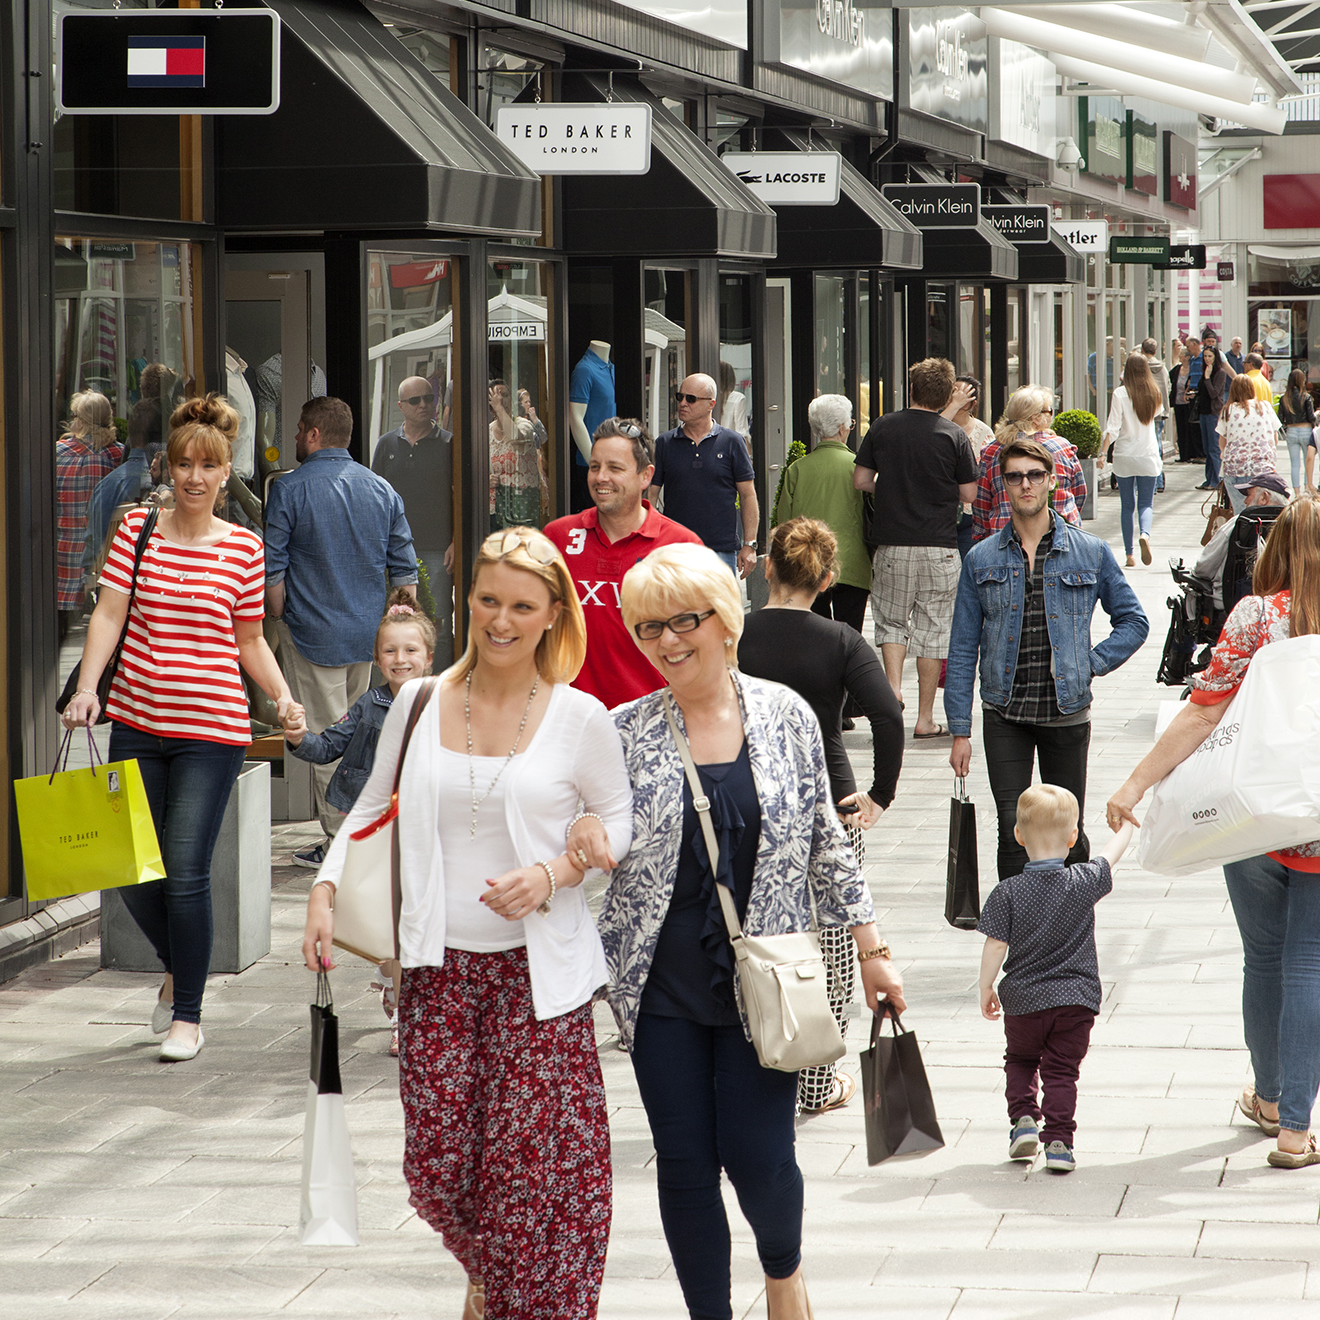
[857,940,891,963]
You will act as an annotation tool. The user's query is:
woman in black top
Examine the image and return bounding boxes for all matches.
[1194,346,1236,491]
[1280,369,1316,494]
[740,517,904,1113]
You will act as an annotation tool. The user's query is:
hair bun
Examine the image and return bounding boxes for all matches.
[170,392,239,440]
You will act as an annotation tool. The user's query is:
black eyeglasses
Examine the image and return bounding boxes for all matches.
[1004,469,1051,487]
[401,393,435,407]
[675,393,714,405]
[633,608,716,641]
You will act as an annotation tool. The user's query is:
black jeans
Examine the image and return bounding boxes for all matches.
[811,581,868,634]
[981,707,1091,880]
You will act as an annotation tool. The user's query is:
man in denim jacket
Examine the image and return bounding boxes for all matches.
[945,436,1147,880]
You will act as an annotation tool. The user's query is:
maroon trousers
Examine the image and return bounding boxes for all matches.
[1002,1005,1097,1147]
[399,949,611,1320]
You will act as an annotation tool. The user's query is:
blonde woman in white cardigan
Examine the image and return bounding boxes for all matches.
[302,527,632,1320]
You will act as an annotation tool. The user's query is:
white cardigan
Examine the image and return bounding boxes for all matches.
[318,678,634,1020]
[1104,386,1162,478]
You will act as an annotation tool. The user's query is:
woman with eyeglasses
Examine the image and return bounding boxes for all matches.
[302,527,633,1320]
[568,541,902,1320]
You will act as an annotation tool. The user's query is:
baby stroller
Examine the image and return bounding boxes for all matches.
[1157,503,1283,687]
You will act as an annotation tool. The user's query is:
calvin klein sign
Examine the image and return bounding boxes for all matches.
[880,183,980,228]
[904,7,988,134]
[722,152,842,206]
[777,0,893,100]
[983,205,1051,243]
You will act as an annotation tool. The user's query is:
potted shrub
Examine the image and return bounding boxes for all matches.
[1053,409,1102,521]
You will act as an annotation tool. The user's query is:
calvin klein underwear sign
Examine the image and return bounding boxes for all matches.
[56,9,280,114]
[880,183,980,228]
[495,104,652,175]
[982,205,1050,243]
[721,152,842,206]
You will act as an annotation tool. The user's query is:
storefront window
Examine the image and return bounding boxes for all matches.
[644,268,689,438]
[719,274,754,448]
[53,115,185,220]
[815,274,848,399]
[1006,287,1026,400]
[53,237,201,755]
[1245,253,1319,388]
[958,285,992,408]
[365,249,459,654]
[927,284,951,361]
[859,278,874,425]
[487,258,556,530]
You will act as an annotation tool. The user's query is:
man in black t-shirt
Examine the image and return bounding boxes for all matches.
[853,358,976,738]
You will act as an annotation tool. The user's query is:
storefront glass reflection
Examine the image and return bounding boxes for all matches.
[815,274,848,399]
[1246,252,1320,390]
[644,269,689,438]
[719,273,754,445]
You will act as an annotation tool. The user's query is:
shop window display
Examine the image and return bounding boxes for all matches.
[644,269,690,439]
[719,274,754,445]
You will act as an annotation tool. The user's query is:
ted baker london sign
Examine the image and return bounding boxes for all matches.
[495,104,653,175]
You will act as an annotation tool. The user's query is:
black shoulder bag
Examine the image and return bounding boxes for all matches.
[55,507,161,724]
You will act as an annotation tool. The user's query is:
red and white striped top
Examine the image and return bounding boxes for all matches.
[99,507,265,745]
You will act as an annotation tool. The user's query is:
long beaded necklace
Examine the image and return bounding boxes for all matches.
[465,669,539,838]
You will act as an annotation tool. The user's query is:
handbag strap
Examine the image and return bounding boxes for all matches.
[663,691,743,944]
[390,676,440,960]
[106,507,161,664]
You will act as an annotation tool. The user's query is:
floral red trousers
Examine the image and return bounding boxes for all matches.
[399,949,611,1320]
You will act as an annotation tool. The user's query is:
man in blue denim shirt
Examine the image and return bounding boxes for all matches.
[945,435,1147,880]
[264,397,418,863]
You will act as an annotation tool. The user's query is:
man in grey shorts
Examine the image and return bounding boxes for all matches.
[854,358,976,738]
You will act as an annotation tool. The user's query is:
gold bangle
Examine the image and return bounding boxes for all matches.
[858,941,891,963]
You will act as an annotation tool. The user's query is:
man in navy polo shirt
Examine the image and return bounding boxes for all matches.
[649,372,759,577]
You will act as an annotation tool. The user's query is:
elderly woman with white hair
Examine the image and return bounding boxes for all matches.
[772,392,871,632]
[972,385,1088,542]
[569,542,903,1320]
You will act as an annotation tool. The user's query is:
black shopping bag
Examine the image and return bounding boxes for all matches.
[945,776,981,929]
[860,1004,945,1166]
[299,971,359,1245]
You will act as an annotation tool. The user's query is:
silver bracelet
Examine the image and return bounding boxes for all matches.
[312,879,336,907]
[565,810,604,843]
[535,859,557,914]
[76,688,98,698]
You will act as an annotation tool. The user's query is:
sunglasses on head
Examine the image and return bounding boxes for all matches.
[1004,469,1051,487]
[401,393,435,407]
[484,528,559,566]
[675,392,714,405]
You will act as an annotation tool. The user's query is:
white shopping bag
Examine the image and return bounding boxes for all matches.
[299,973,360,1246]
[1138,635,1320,877]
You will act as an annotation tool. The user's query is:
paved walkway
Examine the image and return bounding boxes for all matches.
[5,454,1318,1319]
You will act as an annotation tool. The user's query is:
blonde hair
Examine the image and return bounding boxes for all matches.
[376,586,436,658]
[447,528,586,685]
[1015,783,1079,850]
[620,543,744,661]
[166,393,238,468]
[65,391,116,451]
[994,385,1054,448]
[1254,494,1320,637]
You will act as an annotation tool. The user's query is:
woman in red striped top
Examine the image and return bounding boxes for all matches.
[64,395,301,1062]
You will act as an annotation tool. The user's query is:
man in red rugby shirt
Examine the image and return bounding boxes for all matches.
[545,418,701,709]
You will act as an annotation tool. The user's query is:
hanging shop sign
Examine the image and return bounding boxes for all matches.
[56,10,280,115]
[1052,220,1108,252]
[880,183,980,228]
[1128,112,1159,197]
[721,152,842,206]
[495,104,652,175]
[1218,260,1236,282]
[982,205,1050,243]
[1164,132,1197,210]
[1080,97,1126,184]
[1109,236,1170,265]
[904,7,989,134]
[991,39,1056,158]
[777,0,894,101]
[1155,244,1206,271]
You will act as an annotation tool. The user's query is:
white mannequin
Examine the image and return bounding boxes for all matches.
[570,340,612,460]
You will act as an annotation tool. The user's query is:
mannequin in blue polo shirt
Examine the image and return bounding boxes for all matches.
[569,342,616,512]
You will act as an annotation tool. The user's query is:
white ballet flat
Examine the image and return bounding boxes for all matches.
[151,994,173,1034]
[159,1028,204,1062]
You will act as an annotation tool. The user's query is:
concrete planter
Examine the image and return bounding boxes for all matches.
[101,761,272,975]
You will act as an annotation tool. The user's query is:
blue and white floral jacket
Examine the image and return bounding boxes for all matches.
[599,670,876,1051]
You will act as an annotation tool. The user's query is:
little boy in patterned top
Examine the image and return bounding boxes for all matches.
[977,784,1134,1173]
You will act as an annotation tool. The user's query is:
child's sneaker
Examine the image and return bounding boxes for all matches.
[1009,1116,1039,1160]
[1044,1140,1076,1173]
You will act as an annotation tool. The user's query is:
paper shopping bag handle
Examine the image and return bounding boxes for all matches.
[47,725,101,784]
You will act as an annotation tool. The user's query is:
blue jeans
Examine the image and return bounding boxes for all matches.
[631,1013,802,1320]
[1223,854,1320,1132]
[1116,475,1157,555]
[1285,425,1310,491]
[108,723,248,1024]
[1201,415,1222,486]
[713,550,739,577]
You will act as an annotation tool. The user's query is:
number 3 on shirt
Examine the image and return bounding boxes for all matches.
[566,528,587,556]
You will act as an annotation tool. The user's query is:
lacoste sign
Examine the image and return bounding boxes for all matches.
[880,182,980,228]
[721,152,842,205]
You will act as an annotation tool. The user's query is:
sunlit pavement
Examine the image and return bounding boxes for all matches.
[3,454,1314,1319]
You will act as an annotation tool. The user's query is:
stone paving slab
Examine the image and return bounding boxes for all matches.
[5,458,1320,1318]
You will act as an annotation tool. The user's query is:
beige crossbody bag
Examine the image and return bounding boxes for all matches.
[663,693,845,1072]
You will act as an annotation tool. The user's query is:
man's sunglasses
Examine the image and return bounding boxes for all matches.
[675,392,714,405]
[633,608,716,641]
[1004,469,1051,487]
[401,393,435,407]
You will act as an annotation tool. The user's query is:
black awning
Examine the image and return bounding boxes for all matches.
[919,221,1019,280]
[1014,233,1085,284]
[216,0,540,235]
[768,130,922,271]
[560,75,775,260]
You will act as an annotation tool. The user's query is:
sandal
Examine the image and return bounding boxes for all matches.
[913,724,952,740]
[1268,1134,1320,1168]
[804,1072,855,1115]
[463,1278,485,1320]
[1238,1089,1281,1137]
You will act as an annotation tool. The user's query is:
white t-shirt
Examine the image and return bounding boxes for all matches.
[439,747,526,953]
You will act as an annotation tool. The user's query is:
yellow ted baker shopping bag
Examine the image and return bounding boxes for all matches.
[14,728,165,901]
